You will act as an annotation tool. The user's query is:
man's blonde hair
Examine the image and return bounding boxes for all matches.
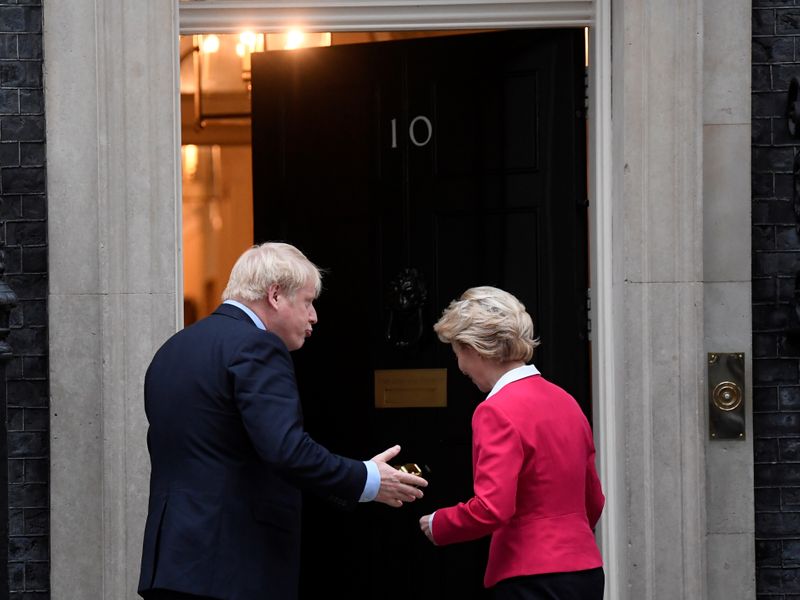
[222,242,322,303]
[433,286,539,363]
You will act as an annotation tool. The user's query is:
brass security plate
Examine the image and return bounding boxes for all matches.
[708,353,745,440]
[374,368,447,408]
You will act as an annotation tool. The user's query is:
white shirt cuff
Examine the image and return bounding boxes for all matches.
[359,460,380,502]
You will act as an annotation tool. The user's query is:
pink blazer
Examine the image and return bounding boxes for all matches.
[431,374,604,588]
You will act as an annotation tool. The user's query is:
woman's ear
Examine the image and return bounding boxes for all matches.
[456,342,477,358]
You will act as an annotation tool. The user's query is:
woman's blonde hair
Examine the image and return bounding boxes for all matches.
[222,242,322,302]
[433,286,539,362]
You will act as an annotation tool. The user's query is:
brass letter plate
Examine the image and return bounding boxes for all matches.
[374,368,447,409]
[708,352,745,440]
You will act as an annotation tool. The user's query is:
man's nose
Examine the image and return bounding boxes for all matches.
[309,306,318,324]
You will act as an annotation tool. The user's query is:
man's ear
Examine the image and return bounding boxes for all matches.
[266,283,282,309]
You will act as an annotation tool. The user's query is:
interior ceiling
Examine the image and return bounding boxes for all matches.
[179,30,489,145]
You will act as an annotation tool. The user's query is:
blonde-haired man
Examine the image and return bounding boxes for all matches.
[139,242,427,600]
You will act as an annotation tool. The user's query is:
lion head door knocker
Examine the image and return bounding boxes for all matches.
[385,268,428,348]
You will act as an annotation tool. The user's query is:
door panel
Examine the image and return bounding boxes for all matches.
[251,29,588,599]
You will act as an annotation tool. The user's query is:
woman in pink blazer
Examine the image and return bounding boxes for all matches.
[420,286,605,599]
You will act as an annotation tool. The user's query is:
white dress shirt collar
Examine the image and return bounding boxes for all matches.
[486,364,541,399]
[223,299,266,331]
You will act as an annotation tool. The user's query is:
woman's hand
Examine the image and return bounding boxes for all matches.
[419,514,435,544]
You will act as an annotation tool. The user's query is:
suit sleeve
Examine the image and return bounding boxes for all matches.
[432,403,523,545]
[228,332,366,503]
[584,427,605,528]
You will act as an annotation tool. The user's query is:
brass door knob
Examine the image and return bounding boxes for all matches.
[712,381,742,412]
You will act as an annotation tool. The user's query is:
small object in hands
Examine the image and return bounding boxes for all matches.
[396,462,432,486]
[397,463,423,476]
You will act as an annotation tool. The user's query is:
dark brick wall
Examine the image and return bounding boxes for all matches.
[0,0,47,598]
[753,2,800,598]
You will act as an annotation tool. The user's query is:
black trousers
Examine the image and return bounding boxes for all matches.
[141,590,219,600]
[493,567,605,600]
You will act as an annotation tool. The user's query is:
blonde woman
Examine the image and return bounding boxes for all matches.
[419,286,604,599]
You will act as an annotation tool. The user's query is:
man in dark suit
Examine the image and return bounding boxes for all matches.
[138,242,427,600]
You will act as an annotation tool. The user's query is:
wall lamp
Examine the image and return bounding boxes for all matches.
[180,31,332,131]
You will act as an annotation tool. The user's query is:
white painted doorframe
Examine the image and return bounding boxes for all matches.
[177,3,620,598]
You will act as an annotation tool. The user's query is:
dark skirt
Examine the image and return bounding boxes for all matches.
[493,567,605,600]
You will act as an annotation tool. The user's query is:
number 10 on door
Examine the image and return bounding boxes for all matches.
[390,116,433,148]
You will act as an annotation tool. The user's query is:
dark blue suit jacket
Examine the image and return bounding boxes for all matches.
[138,303,366,599]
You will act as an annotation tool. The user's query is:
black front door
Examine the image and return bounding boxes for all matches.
[251,29,588,599]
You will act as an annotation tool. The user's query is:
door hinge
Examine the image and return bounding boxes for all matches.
[584,67,589,117]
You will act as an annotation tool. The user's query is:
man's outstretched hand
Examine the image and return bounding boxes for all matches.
[371,445,428,507]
